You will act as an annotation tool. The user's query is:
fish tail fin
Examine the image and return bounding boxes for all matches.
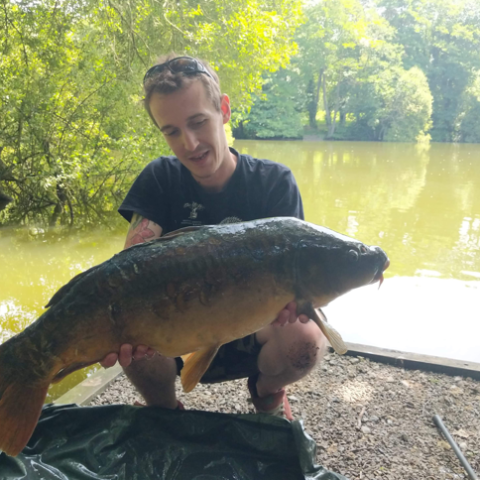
[0,339,51,457]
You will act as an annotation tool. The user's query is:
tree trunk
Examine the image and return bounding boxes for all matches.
[49,184,68,227]
[315,68,323,113]
[307,70,324,130]
[307,80,317,129]
[376,124,385,141]
[49,203,63,227]
[328,110,338,138]
[327,83,340,138]
[322,74,331,128]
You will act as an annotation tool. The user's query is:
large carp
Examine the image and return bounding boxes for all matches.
[0,217,389,456]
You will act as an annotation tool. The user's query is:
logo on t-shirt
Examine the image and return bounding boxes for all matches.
[183,202,204,219]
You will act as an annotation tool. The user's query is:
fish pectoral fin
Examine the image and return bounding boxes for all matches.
[297,301,348,355]
[315,310,348,355]
[180,344,220,393]
[181,352,193,363]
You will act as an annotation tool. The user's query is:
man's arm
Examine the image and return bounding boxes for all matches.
[264,168,304,220]
[264,169,308,326]
[100,213,162,368]
[124,213,163,248]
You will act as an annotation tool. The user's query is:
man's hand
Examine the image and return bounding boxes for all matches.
[100,214,162,369]
[272,301,310,327]
[100,344,157,368]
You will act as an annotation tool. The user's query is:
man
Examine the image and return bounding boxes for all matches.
[101,55,326,419]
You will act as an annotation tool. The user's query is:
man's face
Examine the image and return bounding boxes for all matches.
[149,80,232,186]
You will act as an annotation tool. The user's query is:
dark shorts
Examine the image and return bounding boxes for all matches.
[175,333,262,384]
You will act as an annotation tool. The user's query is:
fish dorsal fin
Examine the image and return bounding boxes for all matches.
[47,225,209,307]
[163,225,206,237]
[180,344,220,393]
[155,225,213,242]
[297,302,348,355]
[219,216,242,225]
[45,264,102,308]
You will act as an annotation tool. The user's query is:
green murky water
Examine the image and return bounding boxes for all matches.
[1,140,479,401]
[0,228,126,401]
[236,140,480,365]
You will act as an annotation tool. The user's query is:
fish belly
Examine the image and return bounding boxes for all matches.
[122,279,294,358]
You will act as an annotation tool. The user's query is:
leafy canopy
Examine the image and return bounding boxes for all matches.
[0,0,302,226]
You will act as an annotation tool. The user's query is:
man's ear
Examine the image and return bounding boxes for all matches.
[220,94,231,124]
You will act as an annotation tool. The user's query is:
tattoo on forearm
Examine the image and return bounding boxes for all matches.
[130,214,144,231]
[126,215,160,247]
[130,219,155,245]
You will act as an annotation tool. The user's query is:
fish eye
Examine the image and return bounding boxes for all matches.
[347,249,359,262]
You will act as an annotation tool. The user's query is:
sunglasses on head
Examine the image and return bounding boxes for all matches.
[143,56,214,84]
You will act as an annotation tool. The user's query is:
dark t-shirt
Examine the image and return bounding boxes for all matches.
[119,147,304,233]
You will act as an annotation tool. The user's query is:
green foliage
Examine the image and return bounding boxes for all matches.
[232,69,305,139]
[379,0,480,142]
[235,0,480,145]
[242,0,433,142]
[0,0,157,226]
[3,0,480,228]
[456,72,480,143]
[294,0,402,137]
[383,68,433,142]
[0,0,302,226]
[348,67,433,142]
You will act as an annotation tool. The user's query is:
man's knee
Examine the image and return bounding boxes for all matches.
[284,322,327,372]
[123,354,177,383]
[257,321,327,374]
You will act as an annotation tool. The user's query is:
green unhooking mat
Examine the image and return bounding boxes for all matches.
[0,403,349,480]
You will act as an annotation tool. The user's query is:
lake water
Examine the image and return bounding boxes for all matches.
[236,140,480,364]
[1,139,479,401]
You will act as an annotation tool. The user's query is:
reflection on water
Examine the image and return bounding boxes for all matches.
[0,140,479,402]
[0,227,125,401]
[235,141,480,280]
[235,140,480,362]
[324,277,480,364]
[0,300,37,343]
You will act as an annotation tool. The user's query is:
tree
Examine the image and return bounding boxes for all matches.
[254,0,432,142]
[379,0,480,142]
[92,0,302,111]
[232,68,305,139]
[239,0,480,144]
[353,66,433,142]
[295,0,394,137]
[0,0,302,226]
[456,71,480,143]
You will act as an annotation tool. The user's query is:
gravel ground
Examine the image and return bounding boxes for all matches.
[91,353,480,480]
